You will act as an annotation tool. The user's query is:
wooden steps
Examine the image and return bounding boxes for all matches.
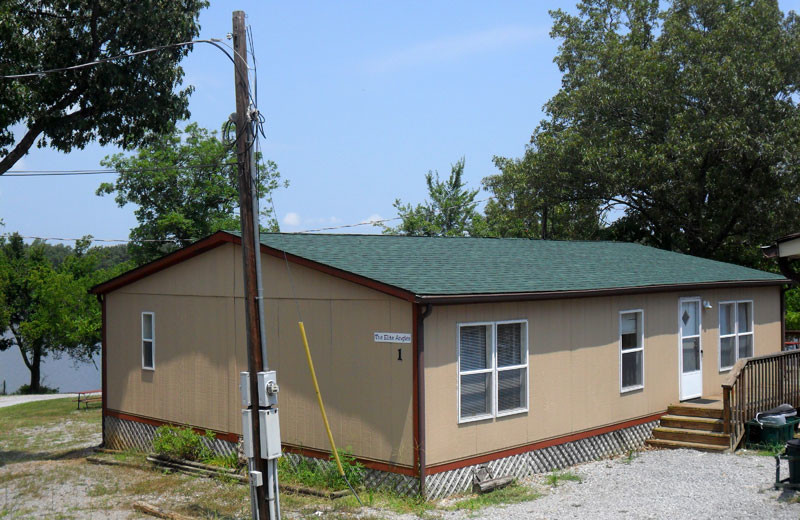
[646,403,730,452]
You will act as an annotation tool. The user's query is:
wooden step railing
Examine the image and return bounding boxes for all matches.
[722,349,800,451]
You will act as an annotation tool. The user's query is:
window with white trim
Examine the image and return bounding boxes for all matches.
[620,310,644,392]
[142,312,155,370]
[719,301,753,371]
[458,320,528,422]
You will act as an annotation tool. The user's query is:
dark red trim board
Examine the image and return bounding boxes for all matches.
[412,303,420,475]
[105,409,240,444]
[281,444,416,476]
[426,412,666,475]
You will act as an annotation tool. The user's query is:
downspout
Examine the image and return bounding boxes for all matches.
[782,286,787,350]
[417,303,433,497]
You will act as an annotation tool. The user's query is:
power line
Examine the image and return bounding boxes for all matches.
[1,163,239,177]
[0,233,180,244]
[1,39,223,79]
[0,36,257,107]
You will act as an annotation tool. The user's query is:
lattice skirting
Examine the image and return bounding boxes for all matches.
[105,414,656,498]
[103,414,237,456]
[424,419,659,498]
[281,452,420,495]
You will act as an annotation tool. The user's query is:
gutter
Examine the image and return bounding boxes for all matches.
[414,279,790,305]
[416,303,433,497]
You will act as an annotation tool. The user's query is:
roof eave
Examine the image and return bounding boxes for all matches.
[90,231,419,303]
[416,278,791,305]
[90,231,237,295]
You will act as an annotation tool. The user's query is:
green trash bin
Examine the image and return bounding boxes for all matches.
[746,416,800,448]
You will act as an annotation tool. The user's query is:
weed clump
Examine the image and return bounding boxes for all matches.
[152,425,214,462]
[278,448,365,490]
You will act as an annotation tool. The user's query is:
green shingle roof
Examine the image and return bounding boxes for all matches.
[255,233,786,296]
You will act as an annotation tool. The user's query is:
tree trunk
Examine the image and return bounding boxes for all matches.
[541,205,549,240]
[29,345,42,393]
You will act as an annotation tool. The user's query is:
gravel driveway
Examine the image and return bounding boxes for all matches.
[444,448,800,520]
[0,393,77,408]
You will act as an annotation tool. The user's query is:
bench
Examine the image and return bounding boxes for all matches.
[73,389,102,410]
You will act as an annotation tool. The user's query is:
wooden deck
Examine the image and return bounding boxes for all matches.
[679,394,723,410]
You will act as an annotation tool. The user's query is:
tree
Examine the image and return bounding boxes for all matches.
[484,149,605,239]
[0,233,128,393]
[383,158,489,237]
[97,123,285,264]
[486,0,800,265]
[787,288,800,331]
[0,0,208,175]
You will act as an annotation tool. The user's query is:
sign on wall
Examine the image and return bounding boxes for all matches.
[373,332,412,344]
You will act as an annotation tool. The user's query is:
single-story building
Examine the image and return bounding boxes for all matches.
[91,231,789,497]
[764,231,800,286]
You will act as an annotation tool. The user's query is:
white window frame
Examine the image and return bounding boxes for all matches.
[142,311,155,371]
[718,300,754,372]
[619,309,645,393]
[457,319,529,424]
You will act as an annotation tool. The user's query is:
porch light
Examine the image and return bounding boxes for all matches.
[703,300,713,310]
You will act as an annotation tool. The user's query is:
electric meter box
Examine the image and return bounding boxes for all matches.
[259,408,281,460]
[241,410,254,458]
[239,372,250,407]
[257,371,279,408]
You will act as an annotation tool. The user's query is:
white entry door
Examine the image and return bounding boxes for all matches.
[679,298,702,400]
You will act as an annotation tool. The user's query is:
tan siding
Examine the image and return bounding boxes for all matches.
[105,293,235,433]
[424,286,782,465]
[105,243,414,467]
[117,245,235,298]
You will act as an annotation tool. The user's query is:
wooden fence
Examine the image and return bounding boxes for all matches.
[722,349,800,450]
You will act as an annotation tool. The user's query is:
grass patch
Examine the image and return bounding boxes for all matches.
[447,483,540,511]
[748,442,786,457]
[87,482,117,497]
[277,450,365,491]
[621,450,638,464]
[0,471,34,486]
[0,397,101,464]
[0,398,98,430]
[361,490,437,518]
[203,451,239,469]
[545,470,582,487]
[124,473,185,496]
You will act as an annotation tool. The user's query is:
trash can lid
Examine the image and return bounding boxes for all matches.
[787,439,800,449]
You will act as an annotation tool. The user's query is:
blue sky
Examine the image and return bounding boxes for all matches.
[1,1,798,242]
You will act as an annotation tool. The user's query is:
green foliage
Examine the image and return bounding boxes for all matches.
[447,482,540,511]
[545,470,582,487]
[0,233,130,392]
[203,451,240,470]
[152,425,215,462]
[13,384,58,395]
[97,123,286,264]
[0,0,208,175]
[384,158,489,237]
[486,0,800,265]
[786,288,800,331]
[277,449,365,491]
[484,152,605,239]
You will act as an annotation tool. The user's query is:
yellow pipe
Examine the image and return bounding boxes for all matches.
[298,321,345,476]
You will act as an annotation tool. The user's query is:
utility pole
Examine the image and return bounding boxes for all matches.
[232,11,278,520]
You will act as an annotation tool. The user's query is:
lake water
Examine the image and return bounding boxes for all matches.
[0,347,100,394]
